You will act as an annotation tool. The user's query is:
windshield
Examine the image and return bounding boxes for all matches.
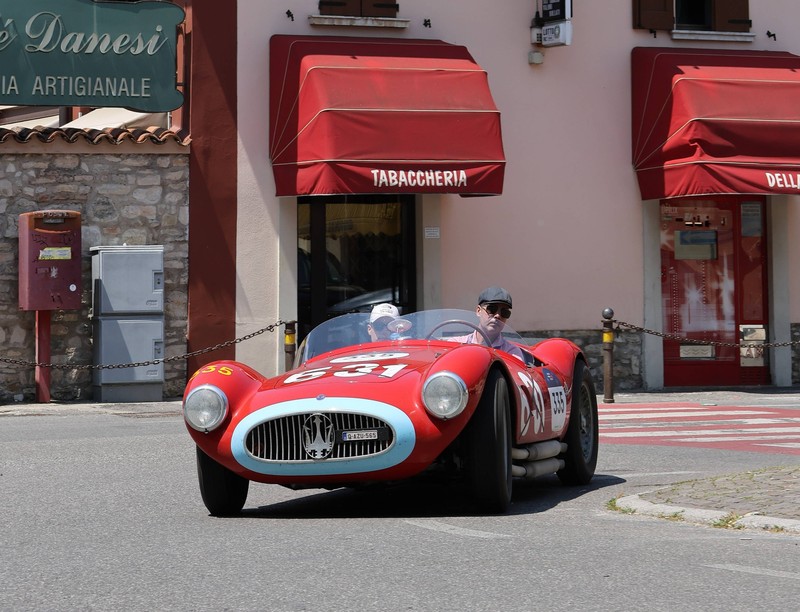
[296,309,526,364]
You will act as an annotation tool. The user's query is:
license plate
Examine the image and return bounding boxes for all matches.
[341,430,378,441]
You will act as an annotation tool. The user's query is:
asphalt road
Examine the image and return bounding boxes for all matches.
[1,408,799,611]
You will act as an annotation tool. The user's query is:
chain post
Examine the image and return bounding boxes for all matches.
[602,308,615,404]
[284,320,297,372]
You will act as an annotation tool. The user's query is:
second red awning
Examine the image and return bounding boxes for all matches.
[632,47,800,199]
[269,35,505,197]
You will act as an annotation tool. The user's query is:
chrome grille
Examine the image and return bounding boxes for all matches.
[245,412,394,461]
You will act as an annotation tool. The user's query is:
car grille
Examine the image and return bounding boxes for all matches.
[245,412,394,461]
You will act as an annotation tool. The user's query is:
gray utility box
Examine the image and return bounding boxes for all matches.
[92,318,164,402]
[91,245,164,315]
[90,245,165,402]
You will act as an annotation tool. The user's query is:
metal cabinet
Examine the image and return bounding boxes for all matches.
[91,245,165,402]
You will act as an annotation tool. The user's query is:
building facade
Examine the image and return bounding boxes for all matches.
[211,0,800,391]
[4,0,800,400]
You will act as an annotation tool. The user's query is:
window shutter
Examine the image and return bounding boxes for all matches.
[362,1,399,18]
[318,0,360,16]
[633,0,674,30]
[714,0,750,32]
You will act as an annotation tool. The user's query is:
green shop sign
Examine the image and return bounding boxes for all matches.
[0,0,184,112]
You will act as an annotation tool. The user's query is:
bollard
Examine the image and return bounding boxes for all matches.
[284,321,297,372]
[602,308,615,404]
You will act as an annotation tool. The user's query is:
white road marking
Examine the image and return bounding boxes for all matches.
[600,410,769,420]
[602,418,800,428]
[616,471,700,478]
[705,564,800,581]
[601,406,711,413]
[672,434,800,442]
[403,519,510,539]
[601,427,800,438]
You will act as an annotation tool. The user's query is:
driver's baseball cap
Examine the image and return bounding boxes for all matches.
[369,303,399,323]
[478,286,512,308]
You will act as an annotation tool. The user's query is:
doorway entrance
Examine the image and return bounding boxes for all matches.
[660,197,769,386]
[297,195,416,341]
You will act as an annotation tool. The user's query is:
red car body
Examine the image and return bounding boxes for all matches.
[183,309,599,515]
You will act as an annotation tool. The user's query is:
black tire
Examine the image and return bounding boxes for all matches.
[557,360,599,485]
[466,368,512,513]
[196,446,249,516]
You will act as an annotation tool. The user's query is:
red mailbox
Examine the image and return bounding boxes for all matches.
[18,210,82,311]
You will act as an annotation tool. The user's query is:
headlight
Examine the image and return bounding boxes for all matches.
[422,371,468,420]
[184,385,229,432]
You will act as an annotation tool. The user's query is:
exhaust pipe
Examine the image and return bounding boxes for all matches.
[511,457,565,480]
[511,440,567,461]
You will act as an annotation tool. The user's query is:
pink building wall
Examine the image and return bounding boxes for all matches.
[234,0,800,387]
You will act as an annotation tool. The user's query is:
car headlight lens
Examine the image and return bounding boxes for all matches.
[184,385,228,432]
[422,371,468,420]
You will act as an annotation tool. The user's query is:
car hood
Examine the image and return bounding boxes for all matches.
[271,342,447,393]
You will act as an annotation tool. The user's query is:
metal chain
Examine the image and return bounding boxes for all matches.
[0,320,294,370]
[614,319,797,350]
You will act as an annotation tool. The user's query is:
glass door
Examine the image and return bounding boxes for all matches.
[297,195,416,341]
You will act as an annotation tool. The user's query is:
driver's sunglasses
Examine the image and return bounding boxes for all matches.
[370,320,390,331]
[481,303,511,319]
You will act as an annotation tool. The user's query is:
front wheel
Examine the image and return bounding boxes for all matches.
[557,360,599,485]
[196,446,249,516]
[466,369,512,513]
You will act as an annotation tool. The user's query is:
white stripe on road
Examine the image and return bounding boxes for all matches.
[672,434,800,442]
[616,471,701,478]
[403,519,510,539]
[600,406,712,413]
[600,427,800,438]
[705,564,800,581]
[600,410,769,420]
[602,418,800,429]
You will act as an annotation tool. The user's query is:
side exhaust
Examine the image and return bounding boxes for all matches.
[511,440,567,480]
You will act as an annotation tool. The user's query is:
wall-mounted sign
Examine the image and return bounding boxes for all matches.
[0,0,184,112]
[541,21,573,47]
[541,0,572,23]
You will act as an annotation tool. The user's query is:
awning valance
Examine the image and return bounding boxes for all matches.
[269,35,505,197]
[632,47,800,200]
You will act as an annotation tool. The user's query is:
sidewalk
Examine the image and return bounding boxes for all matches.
[604,389,800,534]
[2,390,800,533]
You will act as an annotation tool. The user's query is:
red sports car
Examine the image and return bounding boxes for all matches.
[183,309,599,515]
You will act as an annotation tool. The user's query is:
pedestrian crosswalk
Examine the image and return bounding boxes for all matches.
[599,403,800,455]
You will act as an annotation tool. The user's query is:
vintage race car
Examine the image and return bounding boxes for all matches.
[182,309,599,515]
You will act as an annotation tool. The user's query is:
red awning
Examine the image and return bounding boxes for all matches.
[269,35,505,197]
[632,47,800,200]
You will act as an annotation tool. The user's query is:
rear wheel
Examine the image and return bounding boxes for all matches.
[557,361,598,485]
[467,369,512,513]
[196,446,249,516]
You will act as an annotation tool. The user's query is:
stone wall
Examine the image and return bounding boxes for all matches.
[520,327,644,392]
[0,152,189,403]
[792,324,800,385]
[533,325,800,391]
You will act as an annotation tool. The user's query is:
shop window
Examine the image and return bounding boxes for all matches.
[634,0,750,33]
[319,1,399,18]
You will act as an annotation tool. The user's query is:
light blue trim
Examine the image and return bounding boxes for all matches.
[230,397,416,476]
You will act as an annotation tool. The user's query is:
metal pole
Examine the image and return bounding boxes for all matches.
[284,321,297,372]
[602,307,615,404]
[35,310,51,403]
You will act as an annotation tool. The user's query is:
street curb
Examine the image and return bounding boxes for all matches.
[0,400,182,417]
[615,494,800,534]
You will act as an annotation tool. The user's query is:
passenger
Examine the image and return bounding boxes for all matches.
[367,303,412,341]
[455,286,525,361]
[367,303,400,341]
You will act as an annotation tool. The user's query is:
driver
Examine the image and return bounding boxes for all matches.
[453,286,524,361]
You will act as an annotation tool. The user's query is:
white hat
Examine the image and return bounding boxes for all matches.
[369,303,399,323]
